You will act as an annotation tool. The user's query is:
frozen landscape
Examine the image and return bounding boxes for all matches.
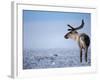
[23,48,91,69]
[23,10,91,70]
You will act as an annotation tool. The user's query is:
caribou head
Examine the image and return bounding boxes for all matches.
[64,19,84,40]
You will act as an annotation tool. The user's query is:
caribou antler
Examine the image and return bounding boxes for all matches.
[67,19,84,31]
[67,24,75,31]
[74,19,84,30]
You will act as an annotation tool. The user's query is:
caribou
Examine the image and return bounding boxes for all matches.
[64,19,90,62]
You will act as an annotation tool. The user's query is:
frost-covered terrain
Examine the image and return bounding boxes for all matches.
[23,48,91,69]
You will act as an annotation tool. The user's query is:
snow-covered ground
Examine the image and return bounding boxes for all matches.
[23,48,91,69]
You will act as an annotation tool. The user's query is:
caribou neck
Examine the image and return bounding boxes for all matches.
[72,33,80,42]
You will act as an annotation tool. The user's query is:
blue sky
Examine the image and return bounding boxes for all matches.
[23,10,91,50]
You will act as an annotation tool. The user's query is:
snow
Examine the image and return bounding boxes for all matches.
[23,48,91,69]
